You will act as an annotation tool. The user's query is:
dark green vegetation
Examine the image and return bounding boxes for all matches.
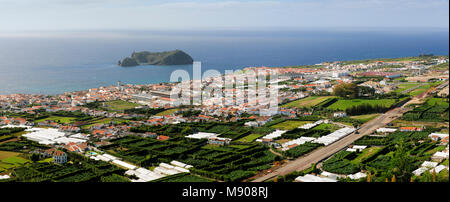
[119,50,193,67]
[0,140,50,152]
[283,142,323,158]
[2,110,93,123]
[100,174,132,182]
[5,153,126,182]
[322,151,360,174]
[332,83,360,99]
[85,100,140,113]
[402,97,449,122]
[131,121,274,140]
[0,127,26,142]
[101,135,281,182]
[324,126,449,182]
[0,128,26,137]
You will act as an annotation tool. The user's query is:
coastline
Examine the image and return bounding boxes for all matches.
[0,54,448,96]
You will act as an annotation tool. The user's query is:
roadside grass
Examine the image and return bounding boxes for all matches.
[103,100,140,112]
[270,120,312,130]
[237,134,264,143]
[327,99,396,111]
[281,96,336,108]
[155,108,180,116]
[350,114,380,123]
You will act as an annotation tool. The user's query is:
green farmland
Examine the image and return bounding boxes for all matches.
[103,100,140,112]
[282,96,336,108]
[34,116,78,124]
[327,99,397,111]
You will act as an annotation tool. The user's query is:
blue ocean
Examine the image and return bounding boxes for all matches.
[0,28,448,95]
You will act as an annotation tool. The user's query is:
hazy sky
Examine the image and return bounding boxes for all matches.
[0,0,449,31]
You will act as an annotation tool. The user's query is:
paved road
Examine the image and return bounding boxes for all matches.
[252,106,411,182]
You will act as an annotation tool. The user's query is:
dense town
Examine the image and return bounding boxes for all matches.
[0,55,448,182]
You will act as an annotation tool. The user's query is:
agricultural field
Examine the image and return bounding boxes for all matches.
[155,108,180,116]
[327,99,397,111]
[283,142,323,158]
[0,151,20,159]
[34,116,78,124]
[80,117,129,129]
[408,86,429,97]
[0,140,50,153]
[6,154,126,182]
[350,147,383,164]
[270,120,312,130]
[312,123,341,132]
[321,151,360,174]
[402,97,449,122]
[236,134,265,143]
[103,100,141,112]
[393,83,420,94]
[282,96,336,108]
[331,122,449,182]
[407,82,443,97]
[0,151,30,173]
[0,127,27,142]
[100,135,281,182]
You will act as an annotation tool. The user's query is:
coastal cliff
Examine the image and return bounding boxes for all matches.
[118,50,194,67]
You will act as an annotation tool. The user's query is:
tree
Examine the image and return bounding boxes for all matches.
[30,153,40,162]
[391,141,415,182]
[333,83,358,99]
